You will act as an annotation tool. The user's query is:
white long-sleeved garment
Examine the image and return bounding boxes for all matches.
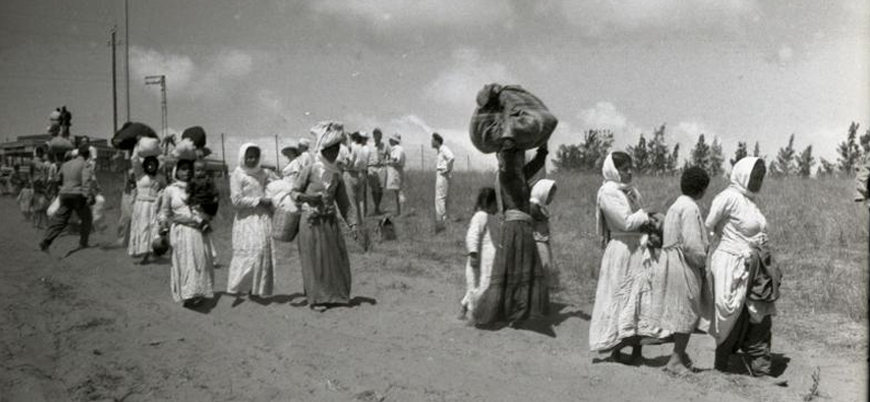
[461,211,496,313]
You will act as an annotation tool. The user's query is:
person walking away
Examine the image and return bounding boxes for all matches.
[460,187,499,321]
[366,128,390,215]
[530,179,558,292]
[432,132,454,232]
[39,144,96,251]
[158,159,215,308]
[290,122,358,311]
[385,133,406,216]
[588,152,656,363]
[227,143,275,300]
[706,157,785,385]
[128,149,164,265]
[641,167,710,374]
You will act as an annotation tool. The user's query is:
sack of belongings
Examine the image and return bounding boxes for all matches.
[469,84,558,154]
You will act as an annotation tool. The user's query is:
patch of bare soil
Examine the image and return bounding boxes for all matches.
[0,198,865,401]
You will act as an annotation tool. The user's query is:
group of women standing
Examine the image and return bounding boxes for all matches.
[119,122,356,310]
[589,151,782,383]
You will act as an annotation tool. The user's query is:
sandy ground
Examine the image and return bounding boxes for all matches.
[0,196,866,402]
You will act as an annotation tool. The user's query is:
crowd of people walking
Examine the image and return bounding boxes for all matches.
[4,104,793,385]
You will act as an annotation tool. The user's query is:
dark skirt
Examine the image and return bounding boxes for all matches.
[297,212,351,305]
[473,220,549,325]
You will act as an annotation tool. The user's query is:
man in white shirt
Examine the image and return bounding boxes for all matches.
[366,128,390,215]
[431,132,454,230]
[342,131,369,227]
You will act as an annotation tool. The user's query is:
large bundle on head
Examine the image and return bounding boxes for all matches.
[113,122,158,150]
[137,137,162,157]
[47,137,74,154]
[181,126,207,148]
[469,84,558,154]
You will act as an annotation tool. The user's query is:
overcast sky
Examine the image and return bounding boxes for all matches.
[1,0,867,171]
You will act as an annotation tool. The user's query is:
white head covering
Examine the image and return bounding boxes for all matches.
[530,179,556,206]
[601,153,621,184]
[597,152,642,248]
[308,122,344,189]
[530,179,556,218]
[730,156,762,197]
[236,142,263,176]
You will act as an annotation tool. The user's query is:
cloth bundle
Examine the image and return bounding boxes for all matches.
[113,122,158,150]
[48,137,74,154]
[137,137,162,157]
[469,84,558,154]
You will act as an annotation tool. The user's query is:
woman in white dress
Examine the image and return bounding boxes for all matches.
[588,152,656,363]
[707,157,783,384]
[158,159,214,307]
[226,143,274,300]
[128,151,164,264]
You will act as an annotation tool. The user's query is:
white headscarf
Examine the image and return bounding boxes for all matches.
[309,122,344,189]
[236,142,263,177]
[530,179,556,218]
[730,156,762,198]
[597,152,642,247]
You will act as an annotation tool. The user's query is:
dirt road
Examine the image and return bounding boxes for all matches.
[0,197,865,401]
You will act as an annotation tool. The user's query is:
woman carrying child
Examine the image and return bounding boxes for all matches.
[227,143,275,300]
[159,159,215,307]
[459,187,499,321]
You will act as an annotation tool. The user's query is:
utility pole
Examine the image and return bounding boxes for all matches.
[145,75,167,143]
[109,25,119,134]
[274,134,279,167]
[124,0,130,122]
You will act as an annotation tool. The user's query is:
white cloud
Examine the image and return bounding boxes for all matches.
[309,0,514,30]
[578,102,643,141]
[424,47,514,109]
[541,0,758,37]
[131,46,254,99]
[776,45,794,65]
[130,47,195,92]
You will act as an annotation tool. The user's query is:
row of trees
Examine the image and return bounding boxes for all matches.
[552,122,870,178]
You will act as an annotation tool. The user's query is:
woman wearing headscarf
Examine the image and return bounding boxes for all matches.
[128,144,164,264]
[588,151,655,363]
[642,166,711,374]
[291,122,357,311]
[158,159,214,307]
[707,157,783,384]
[226,143,275,299]
[530,179,558,291]
[472,139,549,328]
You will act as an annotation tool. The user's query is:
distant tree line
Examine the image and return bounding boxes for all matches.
[552,121,870,178]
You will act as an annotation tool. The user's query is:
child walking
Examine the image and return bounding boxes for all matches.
[459,187,499,321]
[17,181,34,221]
[530,179,559,291]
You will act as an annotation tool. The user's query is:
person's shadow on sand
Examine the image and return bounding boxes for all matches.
[475,303,591,338]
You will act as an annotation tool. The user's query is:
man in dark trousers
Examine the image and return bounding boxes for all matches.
[40,144,96,251]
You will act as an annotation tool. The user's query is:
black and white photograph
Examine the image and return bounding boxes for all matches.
[0,1,867,401]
